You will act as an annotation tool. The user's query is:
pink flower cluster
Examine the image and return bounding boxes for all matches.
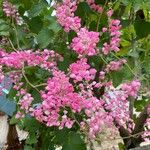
[69,58,96,82]
[70,28,99,56]
[102,11,121,55]
[0,49,63,96]
[15,89,33,119]
[0,48,141,139]
[54,0,142,138]
[0,0,143,141]
[3,0,23,25]
[31,70,85,128]
[121,80,141,98]
[56,0,81,32]
[19,93,33,111]
[86,0,103,13]
[83,97,114,138]
[0,49,63,70]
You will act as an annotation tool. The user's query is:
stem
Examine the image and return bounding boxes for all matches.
[111,52,136,76]
[34,83,47,88]
[12,19,21,50]
[99,54,108,65]
[129,97,134,119]
[96,0,109,32]
[22,65,40,93]
[8,38,17,52]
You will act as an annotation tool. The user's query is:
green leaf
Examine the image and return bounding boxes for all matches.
[54,129,69,145]
[7,88,17,100]
[62,132,86,150]
[28,16,43,34]
[28,2,47,18]
[0,19,10,36]
[134,99,149,112]
[10,115,19,125]
[26,133,38,144]
[53,130,86,150]
[143,56,150,74]
[134,20,150,39]
[46,17,61,33]
[23,118,41,132]
[36,28,54,48]
[21,0,34,10]
[118,142,125,150]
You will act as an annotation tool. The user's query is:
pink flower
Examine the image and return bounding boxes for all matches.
[56,0,81,32]
[70,28,99,56]
[102,19,121,55]
[19,93,34,111]
[69,58,97,82]
[107,10,113,17]
[121,80,141,98]
[86,0,103,13]
[103,86,130,126]
[3,0,23,25]
[105,59,126,72]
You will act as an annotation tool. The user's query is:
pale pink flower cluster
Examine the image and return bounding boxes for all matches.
[87,112,113,138]
[141,107,150,141]
[19,93,33,111]
[15,89,33,119]
[121,80,141,98]
[10,72,23,90]
[69,58,96,82]
[3,0,23,25]
[107,9,113,17]
[56,0,81,32]
[86,0,103,13]
[142,118,150,142]
[105,59,127,72]
[0,37,8,46]
[142,130,150,142]
[71,28,99,56]
[84,97,114,138]
[98,59,126,81]
[98,71,105,81]
[145,118,150,127]
[103,86,130,126]
[15,111,25,119]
